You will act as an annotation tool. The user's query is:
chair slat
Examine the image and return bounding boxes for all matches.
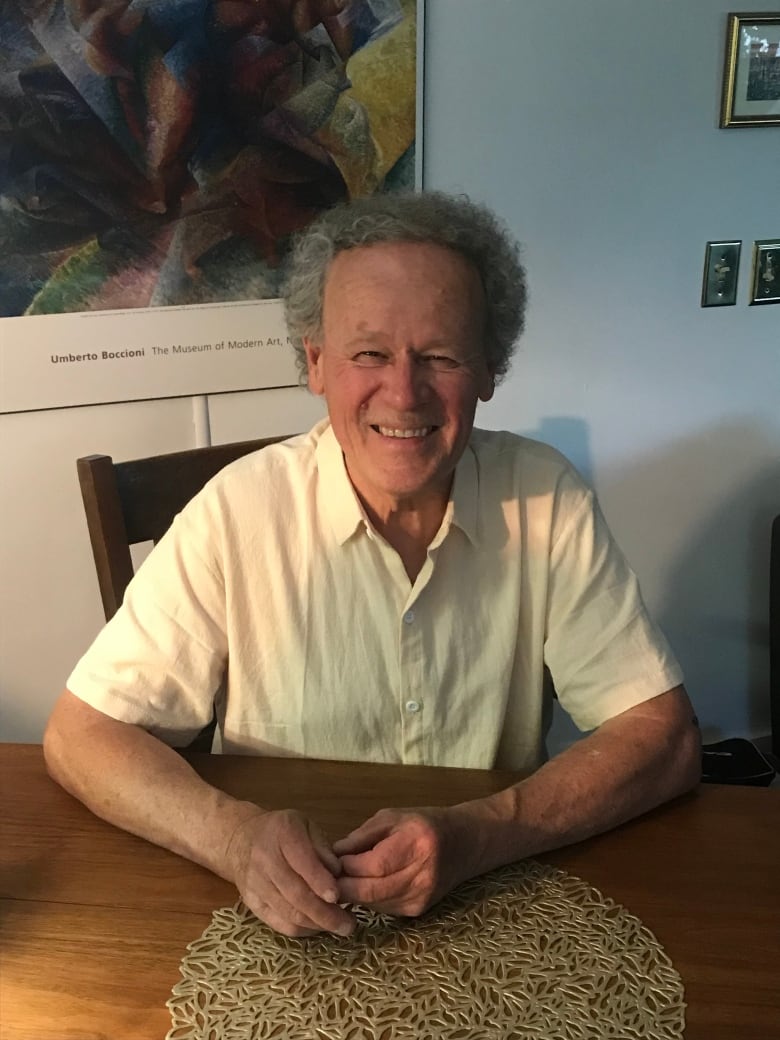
[77,436,290,620]
[77,454,135,620]
[114,437,282,545]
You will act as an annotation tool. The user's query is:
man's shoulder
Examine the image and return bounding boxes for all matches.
[175,421,327,534]
[205,421,325,492]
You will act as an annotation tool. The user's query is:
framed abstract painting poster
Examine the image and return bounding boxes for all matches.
[0,0,423,413]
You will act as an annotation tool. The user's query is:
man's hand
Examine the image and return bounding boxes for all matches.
[334,687,700,920]
[333,806,478,917]
[226,808,357,937]
[45,693,358,939]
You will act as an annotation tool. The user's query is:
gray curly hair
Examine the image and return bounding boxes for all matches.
[281,191,527,385]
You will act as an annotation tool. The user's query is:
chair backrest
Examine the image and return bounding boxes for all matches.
[77,436,291,622]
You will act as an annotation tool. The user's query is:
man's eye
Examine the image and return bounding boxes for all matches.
[420,354,460,371]
[353,351,387,367]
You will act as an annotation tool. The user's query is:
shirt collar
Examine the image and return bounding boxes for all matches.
[315,420,481,547]
[315,421,365,544]
[449,440,479,546]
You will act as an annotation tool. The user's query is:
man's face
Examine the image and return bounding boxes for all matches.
[304,241,494,518]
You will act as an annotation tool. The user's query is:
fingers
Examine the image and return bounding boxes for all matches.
[338,830,415,879]
[337,863,408,904]
[336,858,429,917]
[335,812,444,918]
[235,810,356,938]
[235,807,455,932]
[332,811,398,857]
[250,860,353,937]
[283,823,342,902]
[311,832,343,879]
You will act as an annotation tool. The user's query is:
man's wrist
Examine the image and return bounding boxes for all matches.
[445,787,525,881]
[210,795,269,885]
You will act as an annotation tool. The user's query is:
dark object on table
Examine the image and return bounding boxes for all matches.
[702,513,780,786]
[701,738,776,787]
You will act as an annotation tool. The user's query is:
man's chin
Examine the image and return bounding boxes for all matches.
[362,468,454,507]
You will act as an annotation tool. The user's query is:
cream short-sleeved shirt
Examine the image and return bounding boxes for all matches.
[67,419,683,771]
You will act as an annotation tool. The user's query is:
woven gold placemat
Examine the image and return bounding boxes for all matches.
[167,860,684,1039]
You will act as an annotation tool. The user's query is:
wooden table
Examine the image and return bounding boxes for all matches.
[1,744,778,1040]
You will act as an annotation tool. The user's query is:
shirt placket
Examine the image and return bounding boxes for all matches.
[368,526,444,765]
[397,548,441,764]
[398,593,427,764]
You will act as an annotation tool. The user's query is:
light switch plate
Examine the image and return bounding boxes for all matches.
[701,241,740,307]
[750,240,780,305]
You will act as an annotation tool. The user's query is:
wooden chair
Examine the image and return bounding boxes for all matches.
[76,435,291,750]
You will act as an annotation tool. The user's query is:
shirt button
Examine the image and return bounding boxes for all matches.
[403,610,415,625]
[405,700,421,713]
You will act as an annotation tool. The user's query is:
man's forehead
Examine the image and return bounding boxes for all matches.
[323,241,482,297]
[317,242,487,350]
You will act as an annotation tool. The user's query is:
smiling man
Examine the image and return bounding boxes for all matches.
[44,191,701,937]
[305,239,494,580]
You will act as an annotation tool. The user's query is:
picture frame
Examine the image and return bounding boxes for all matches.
[720,12,780,127]
[750,240,780,304]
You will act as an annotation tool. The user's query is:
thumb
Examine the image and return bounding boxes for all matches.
[310,826,342,877]
[333,817,394,856]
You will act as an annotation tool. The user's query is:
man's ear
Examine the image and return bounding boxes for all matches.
[478,369,495,403]
[303,338,325,395]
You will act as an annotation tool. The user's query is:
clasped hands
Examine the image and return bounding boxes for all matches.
[227,804,489,938]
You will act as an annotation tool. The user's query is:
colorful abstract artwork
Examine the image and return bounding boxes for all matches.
[0,0,418,318]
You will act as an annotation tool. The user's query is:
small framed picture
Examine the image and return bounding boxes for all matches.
[750,240,780,304]
[720,13,780,127]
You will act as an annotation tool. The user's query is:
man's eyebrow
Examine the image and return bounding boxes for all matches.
[343,331,389,348]
[343,333,461,353]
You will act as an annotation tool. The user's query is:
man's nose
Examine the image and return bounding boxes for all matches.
[383,354,429,408]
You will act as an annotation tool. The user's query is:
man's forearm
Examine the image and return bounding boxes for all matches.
[45,690,364,937]
[43,690,261,883]
[453,686,701,878]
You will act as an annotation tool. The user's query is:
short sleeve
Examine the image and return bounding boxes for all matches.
[66,495,228,746]
[543,476,683,731]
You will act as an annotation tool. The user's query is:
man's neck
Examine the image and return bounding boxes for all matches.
[358,492,449,584]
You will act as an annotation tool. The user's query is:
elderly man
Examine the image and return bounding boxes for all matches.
[44,191,700,939]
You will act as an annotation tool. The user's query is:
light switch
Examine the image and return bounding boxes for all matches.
[701,241,740,307]
[750,240,780,305]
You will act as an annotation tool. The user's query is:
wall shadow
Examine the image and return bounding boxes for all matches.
[511,417,593,755]
[506,416,778,749]
[598,420,779,742]
[515,416,594,483]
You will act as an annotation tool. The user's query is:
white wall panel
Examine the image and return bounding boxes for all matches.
[0,398,193,740]
[207,387,326,445]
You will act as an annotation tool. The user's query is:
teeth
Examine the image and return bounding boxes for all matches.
[376,426,432,438]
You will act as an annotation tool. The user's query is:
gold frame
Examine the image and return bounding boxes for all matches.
[720,12,780,127]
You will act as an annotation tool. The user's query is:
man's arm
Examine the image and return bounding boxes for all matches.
[44,690,356,937]
[334,685,701,916]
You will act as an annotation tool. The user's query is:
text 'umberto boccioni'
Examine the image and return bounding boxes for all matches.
[49,338,289,364]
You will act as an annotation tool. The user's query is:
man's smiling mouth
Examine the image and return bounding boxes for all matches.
[371,425,438,438]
